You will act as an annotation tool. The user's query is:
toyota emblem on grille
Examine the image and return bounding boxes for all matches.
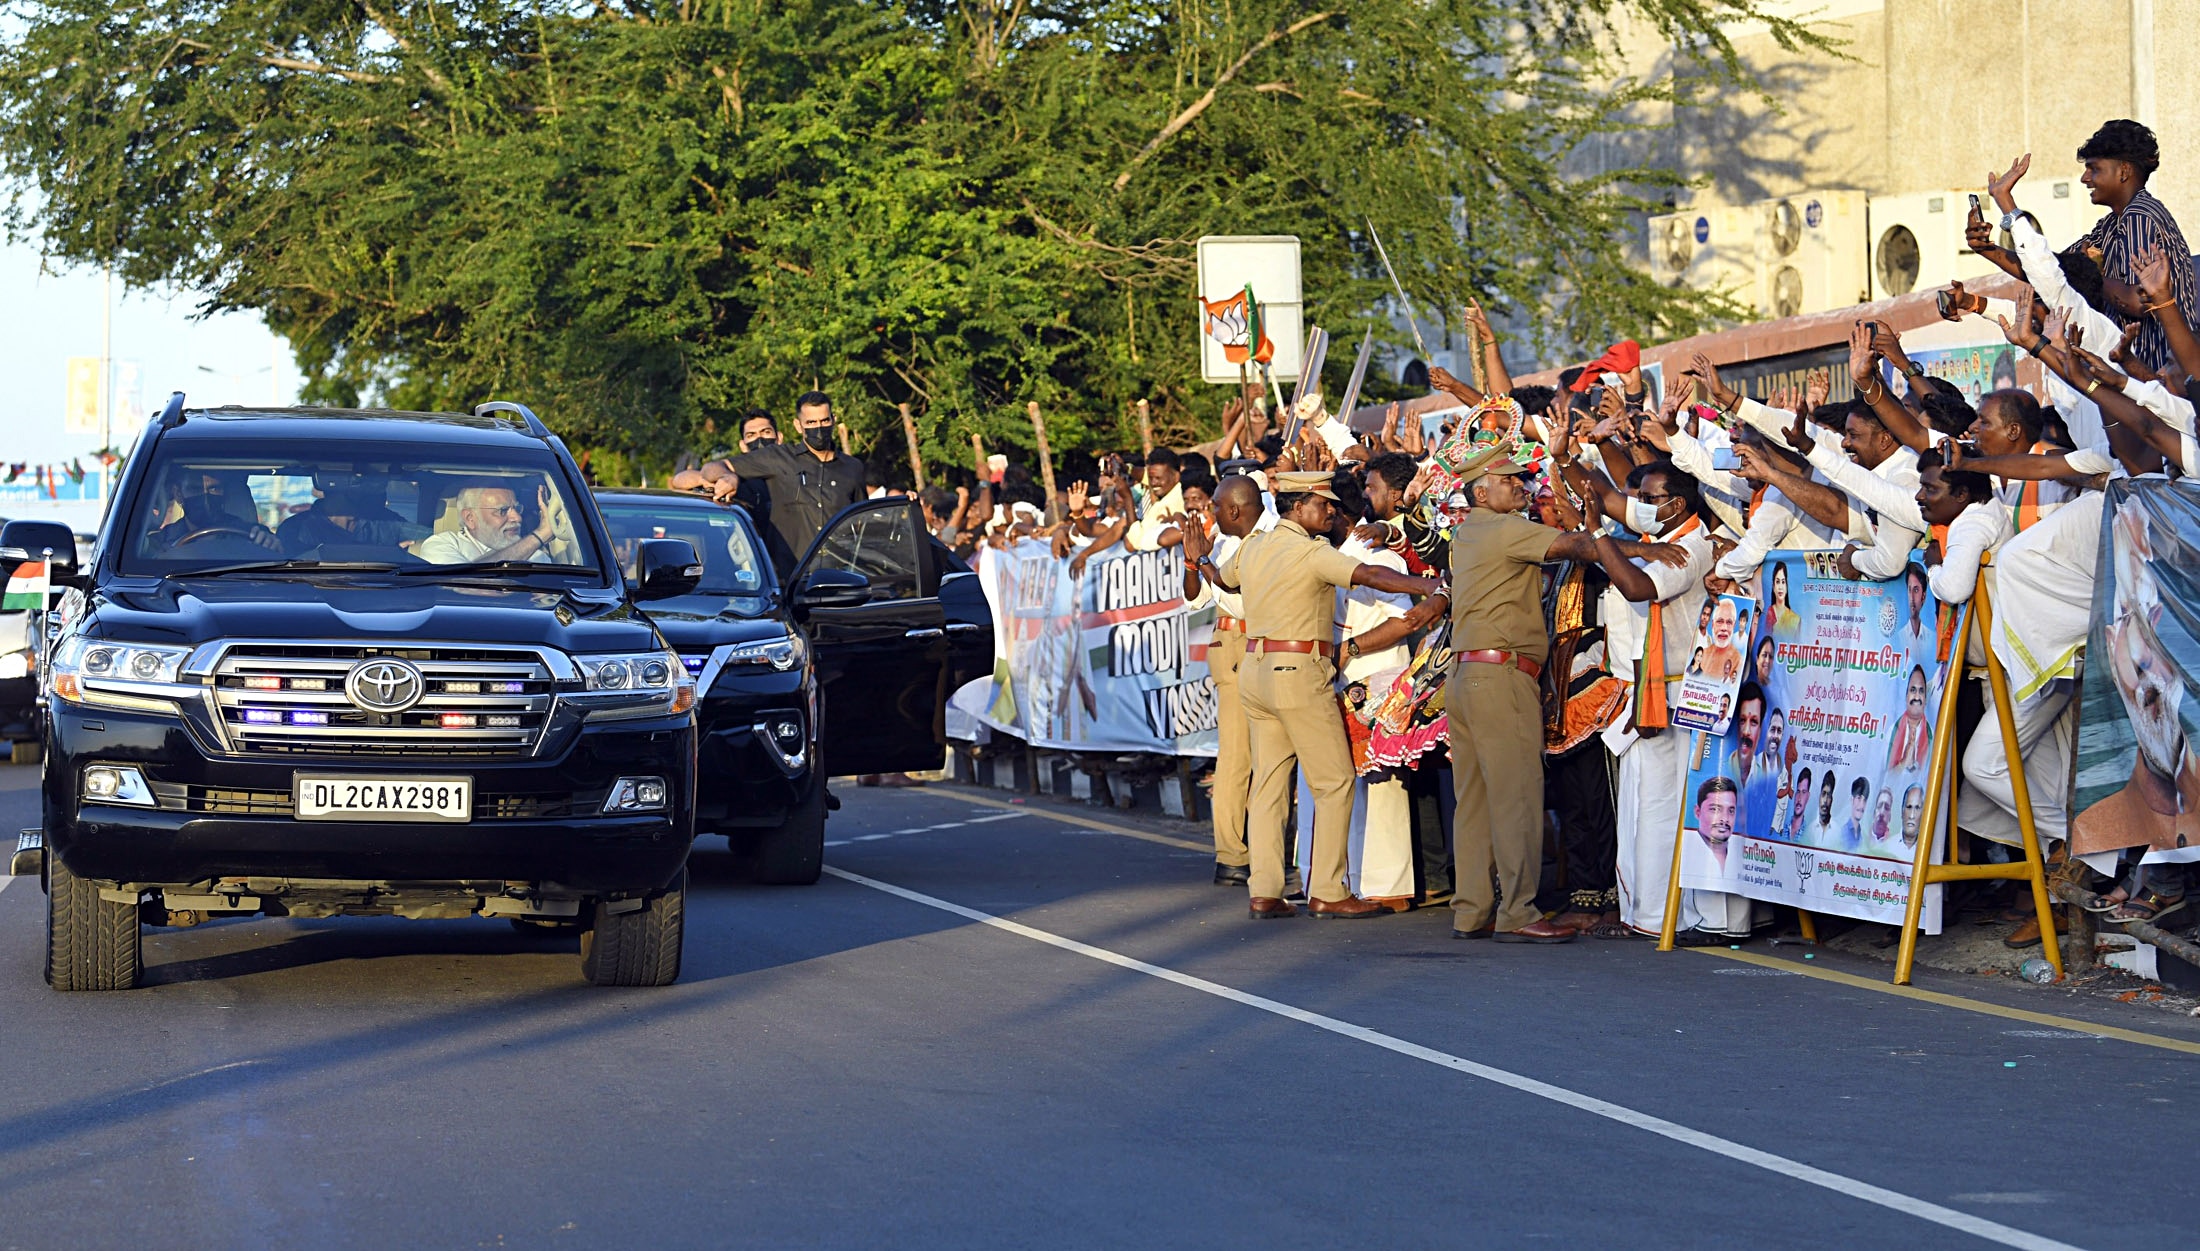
[344,658,425,713]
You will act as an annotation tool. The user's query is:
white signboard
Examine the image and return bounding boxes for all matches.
[1195,235,1303,384]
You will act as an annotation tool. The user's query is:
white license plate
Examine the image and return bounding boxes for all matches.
[294,775,473,823]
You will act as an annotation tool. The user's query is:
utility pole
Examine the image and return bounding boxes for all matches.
[99,267,112,502]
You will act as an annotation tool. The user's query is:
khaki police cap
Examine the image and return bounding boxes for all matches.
[1454,443,1530,485]
[1271,470,1340,500]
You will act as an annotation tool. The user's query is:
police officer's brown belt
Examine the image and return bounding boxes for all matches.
[1455,648,1542,680]
[1215,615,1247,633]
[1249,638,1336,659]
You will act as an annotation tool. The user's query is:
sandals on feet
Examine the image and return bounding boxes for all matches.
[2106,890,2188,927]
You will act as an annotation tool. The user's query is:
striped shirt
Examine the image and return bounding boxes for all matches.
[2076,188,2199,374]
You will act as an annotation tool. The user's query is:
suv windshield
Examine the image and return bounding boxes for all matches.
[118,437,602,579]
[597,498,771,598]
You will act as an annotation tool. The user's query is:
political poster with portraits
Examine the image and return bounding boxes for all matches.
[1677,553,1951,931]
[965,538,1220,756]
[1673,593,1757,735]
[2071,481,2200,866]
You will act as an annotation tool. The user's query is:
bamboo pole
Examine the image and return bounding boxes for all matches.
[900,402,927,489]
[1026,401,1059,524]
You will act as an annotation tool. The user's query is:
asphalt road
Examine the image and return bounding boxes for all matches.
[0,762,2191,1250]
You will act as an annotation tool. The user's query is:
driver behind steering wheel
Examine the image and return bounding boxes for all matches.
[148,473,279,555]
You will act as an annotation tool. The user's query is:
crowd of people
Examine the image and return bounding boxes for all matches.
[673,117,2197,952]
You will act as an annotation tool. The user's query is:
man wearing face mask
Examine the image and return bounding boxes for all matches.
[726,390,867,559]
[1599,461,1750,943]
[151,472,278,555]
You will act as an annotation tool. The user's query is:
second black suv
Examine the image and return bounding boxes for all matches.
[594,489,992,880]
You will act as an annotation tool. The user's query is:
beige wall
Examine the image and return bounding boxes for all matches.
[1586,0,2198,232]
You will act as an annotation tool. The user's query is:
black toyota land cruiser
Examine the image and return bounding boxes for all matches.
[3,397,705,991]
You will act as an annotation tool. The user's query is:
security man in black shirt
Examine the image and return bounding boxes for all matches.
[727,390,866,558]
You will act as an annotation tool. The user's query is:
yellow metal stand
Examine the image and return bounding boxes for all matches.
[1655,731,1702,952]
[1894,567,2061,985]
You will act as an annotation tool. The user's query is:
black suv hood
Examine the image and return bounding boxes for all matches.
[87,578,661,653]
[640,595,790,651]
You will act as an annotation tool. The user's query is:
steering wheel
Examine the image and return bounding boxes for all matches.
[169,526,259,547]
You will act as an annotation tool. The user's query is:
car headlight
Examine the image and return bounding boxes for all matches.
[50,638,198,712]
[724,631,807,673]
[570,650,694,718]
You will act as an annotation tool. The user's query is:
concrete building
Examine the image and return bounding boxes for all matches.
[1588,0,2193,234]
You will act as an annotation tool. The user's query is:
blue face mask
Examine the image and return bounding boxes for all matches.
[1625,496,1665,535]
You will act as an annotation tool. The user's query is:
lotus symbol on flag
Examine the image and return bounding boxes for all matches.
[1202,285,1274,366]
[1794,850,1816,891]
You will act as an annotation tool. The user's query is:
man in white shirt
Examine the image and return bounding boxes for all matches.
[416,483,566,565]
[1125,448,1186,551]
[1317,476,1418,906]
[1598,462,1749,940]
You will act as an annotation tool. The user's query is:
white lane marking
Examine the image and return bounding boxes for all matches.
[823,840,852,848]
[825,865,2087,1251]
[965,812,1025,824]
[853,834,893,842]
[0,875,14,894]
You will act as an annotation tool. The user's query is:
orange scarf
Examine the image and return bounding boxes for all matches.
[1747,484,1769,524]
[2012,440,2052,532]
[1635,515,1702,730]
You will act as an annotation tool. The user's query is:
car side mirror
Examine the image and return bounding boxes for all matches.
[632,538,703,601]
[793,568,871,616]
[0,520,85,589]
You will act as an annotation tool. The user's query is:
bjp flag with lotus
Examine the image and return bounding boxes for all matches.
[1201,284,1274,366]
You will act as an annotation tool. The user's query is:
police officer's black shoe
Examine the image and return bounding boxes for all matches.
[1213,862,1251,886]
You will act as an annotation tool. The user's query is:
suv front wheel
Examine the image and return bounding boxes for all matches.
[46,854,142,992]
[579,869,685,987]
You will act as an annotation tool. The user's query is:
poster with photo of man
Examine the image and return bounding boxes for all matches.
[1677,554,1953,930]
[1674,594,1756,735]
[2072,482,2200,865]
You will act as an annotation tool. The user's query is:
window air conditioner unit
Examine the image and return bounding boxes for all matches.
[1750,191,1868,319]
[1856,190,2024,303]
[1647,205,1760,312]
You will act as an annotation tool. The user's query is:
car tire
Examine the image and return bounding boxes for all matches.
[46,854,141,992]
[750,780,825,886]
[579,869,684,987]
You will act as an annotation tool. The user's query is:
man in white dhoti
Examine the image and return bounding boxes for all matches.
[1597,460,1751,940]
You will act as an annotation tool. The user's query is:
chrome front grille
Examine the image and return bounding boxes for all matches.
[211,644,558,758]
[144,781,607,819]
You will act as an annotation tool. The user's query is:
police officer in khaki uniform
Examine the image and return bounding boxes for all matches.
[1204,470,1444,919]
[1180,475,1271,884]
[1445,444,1624,943]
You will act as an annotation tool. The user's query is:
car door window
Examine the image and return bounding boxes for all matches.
[813,505,922,601]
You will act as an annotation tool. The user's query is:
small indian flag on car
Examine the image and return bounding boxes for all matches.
[3,560,48,610]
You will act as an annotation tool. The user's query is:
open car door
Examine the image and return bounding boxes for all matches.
[789,499,992,777]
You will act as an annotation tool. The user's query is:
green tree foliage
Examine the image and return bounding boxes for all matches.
[0,0,1829,475]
